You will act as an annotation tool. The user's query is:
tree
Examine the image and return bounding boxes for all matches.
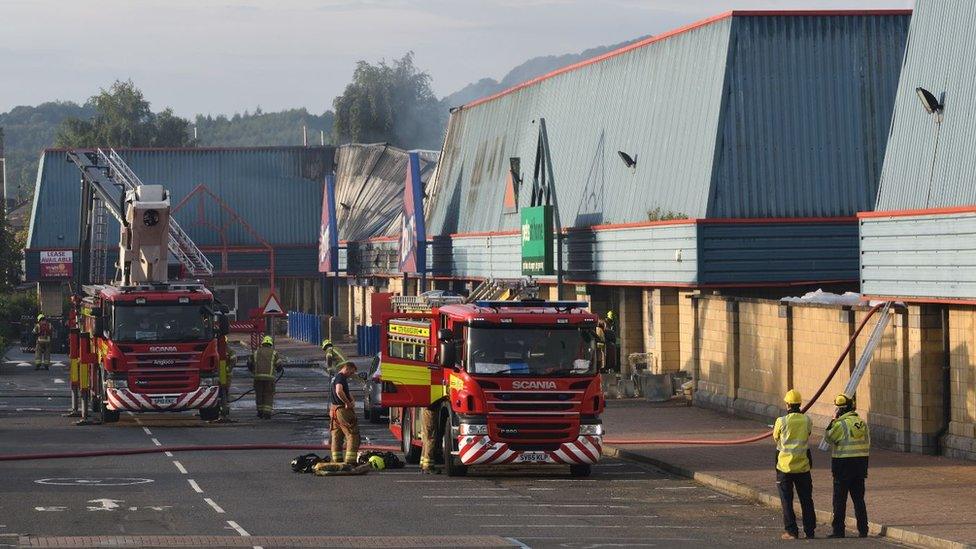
[0,207,22,291]
[55,80,194,148]
[332,53,446,150]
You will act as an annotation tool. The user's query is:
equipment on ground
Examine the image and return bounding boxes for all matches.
[357,450,404,469]
[784,389,803,405]
[67,149,228,424]
[380,287,604,477]
[367,455,386,470]
[292,453,329,473]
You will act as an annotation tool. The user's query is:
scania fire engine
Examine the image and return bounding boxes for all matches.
[68,149,228,423]
[380,293,604,476]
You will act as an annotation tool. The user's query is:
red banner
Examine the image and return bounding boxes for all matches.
[39,250,73,279]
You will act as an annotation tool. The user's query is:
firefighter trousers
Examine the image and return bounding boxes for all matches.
[35,338,51,368]
[330,406,360,463]
[420,408,437,470]
[254,379,275,416]
[777,470,816,537]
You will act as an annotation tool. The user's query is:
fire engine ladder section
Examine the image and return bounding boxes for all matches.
[391,294,464,313]
[466,278,540,302]
[68,149,215,281]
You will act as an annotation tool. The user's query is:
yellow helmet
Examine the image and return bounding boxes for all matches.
[261,336,274,346]
[606,311,615,320]
[367,455,385,470]
[321,339,333,350]
[783,389,802,405]
[37,314,45,321]
[834,393,855,407]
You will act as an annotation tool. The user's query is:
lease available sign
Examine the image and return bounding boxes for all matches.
[39,250,73,279]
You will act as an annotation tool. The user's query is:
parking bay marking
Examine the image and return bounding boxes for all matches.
[226,520,250,536]
[187,479,203,493]
[173,461,187,474]
[204,498,225,513]
[35,478,153,486]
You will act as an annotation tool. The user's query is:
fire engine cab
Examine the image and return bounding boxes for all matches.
[381,294,605,476]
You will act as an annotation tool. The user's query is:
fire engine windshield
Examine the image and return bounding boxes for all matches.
[466,326,596,376]
[111,304,214,342]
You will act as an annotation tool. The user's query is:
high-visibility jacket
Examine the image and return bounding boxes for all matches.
[253,346,279,381]
[325,346,347,367]
[826,411,870,459]
[773,411,812,473]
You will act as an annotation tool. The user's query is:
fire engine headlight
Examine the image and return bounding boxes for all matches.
[105,378,127,389]
[579,423,603,436]
[198,376,218,387]
[459,424,488,435]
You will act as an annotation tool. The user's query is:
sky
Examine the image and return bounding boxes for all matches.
[0,0,913,117]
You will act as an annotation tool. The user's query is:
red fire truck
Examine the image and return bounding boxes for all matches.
[68,149,228,423]
[381,295,604,476]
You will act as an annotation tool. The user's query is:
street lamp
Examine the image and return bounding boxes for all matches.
[915,87,943,115]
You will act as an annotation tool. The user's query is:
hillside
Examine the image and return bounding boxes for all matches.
[194,109,334,147]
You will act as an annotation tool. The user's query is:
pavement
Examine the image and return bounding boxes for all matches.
[601,399,976,549]
[0,345,903,548]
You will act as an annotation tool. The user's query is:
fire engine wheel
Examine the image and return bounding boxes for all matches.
[199,406,220,421]
[569,464,591,477]
[401,412,421,464]
[102,407,120,423]
[442,416,467,477]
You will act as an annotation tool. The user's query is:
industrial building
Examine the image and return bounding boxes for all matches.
[858,0,976,460]
[344,10,912,375]
[26,146,334,318]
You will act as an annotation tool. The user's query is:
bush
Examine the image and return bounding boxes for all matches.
[0,292,38,341]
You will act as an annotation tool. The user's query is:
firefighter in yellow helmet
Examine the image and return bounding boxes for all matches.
[773,389,816,540]
[34,314,53,370]
[252,336,280,419]
[321,339,347,375]
[825,393,870,538]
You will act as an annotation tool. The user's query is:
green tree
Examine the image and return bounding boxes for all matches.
[332,53,446,150]
[55,80,194,148]
[0,206,22,291]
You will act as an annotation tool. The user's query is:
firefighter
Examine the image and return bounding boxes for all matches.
[773,389,816,540]
[597,311,618,372]
[420,405,440,474]
[34,314,53,370]
[321,339,347,374]
[65,300,82,417]
[826,393,871,538]
[329,360,361,463]
[252,336,280,419]
[218,335,236,420]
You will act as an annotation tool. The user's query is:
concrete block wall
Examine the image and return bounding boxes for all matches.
[688,296,955,457]
[678,290,697,373]
[617,287,645,375]
[651,289,681,373]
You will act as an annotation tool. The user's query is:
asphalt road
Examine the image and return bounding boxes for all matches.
[0,350,902,548]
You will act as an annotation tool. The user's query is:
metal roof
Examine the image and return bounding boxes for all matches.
[425,11,910,235]
[27,146,334,249]
[334,144,438,241]
[875,0,976,210]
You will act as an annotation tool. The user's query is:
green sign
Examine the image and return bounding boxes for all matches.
[521,205,554,275]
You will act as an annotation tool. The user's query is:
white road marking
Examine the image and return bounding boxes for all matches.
[34,507,67,512]
[142,427,153,435]
[151,438,162,446]
[504,538,530,549]
[164,451,174,457]
[204,498,225,513]
[654,486,697,490]
[87,498,123,511]
[526,488,556,491]
[226,520,250,536]
[173,461,187,474]
[423,495,530,499]
[187,479,203,493]
[53,379,65,384]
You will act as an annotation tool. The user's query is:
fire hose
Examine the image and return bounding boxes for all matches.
[602,301,887,446]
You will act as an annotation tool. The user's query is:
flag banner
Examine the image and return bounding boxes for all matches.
[398,152,427,274]
[318,174,339,273]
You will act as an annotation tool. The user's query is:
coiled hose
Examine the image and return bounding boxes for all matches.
[602,302,885,446]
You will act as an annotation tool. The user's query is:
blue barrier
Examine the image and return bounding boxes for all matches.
[287,311,323,346]
[356,325,380,356]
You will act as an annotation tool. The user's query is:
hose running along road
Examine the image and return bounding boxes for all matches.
[0,443,401,462]
[602,301,888,446]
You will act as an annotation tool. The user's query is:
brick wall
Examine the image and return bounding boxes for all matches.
[688,295,956,457]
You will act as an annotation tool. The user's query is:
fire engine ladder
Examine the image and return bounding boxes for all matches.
[67,150,215,278]
[89,198,110,284]
[466,278,540,302]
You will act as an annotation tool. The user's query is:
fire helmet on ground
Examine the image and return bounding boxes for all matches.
[783,389,802,405]
[368,455,385,470]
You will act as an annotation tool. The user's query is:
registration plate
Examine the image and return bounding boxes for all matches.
[152,396,177,406]
[516,451,549,463]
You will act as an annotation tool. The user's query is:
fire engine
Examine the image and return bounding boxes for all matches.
[380,292,604,476]
[68,149,229,423]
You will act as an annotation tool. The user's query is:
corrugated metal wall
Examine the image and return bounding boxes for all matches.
[860,213,976,298]
[27,147,333,249]
[710,15,908,217]
[876,1,976,210]
[699,221,859,284]
[563,224,698,284]
[425,18,733,235]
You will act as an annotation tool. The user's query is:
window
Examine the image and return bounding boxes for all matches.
[388,337,428,362]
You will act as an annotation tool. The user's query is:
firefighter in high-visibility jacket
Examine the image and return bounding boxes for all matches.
[321,339,346,374]
[34,314,53,370]
[825,393,870,538]
[252,336,280,419]
[218,335,236,420]
[772,389,816,540]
